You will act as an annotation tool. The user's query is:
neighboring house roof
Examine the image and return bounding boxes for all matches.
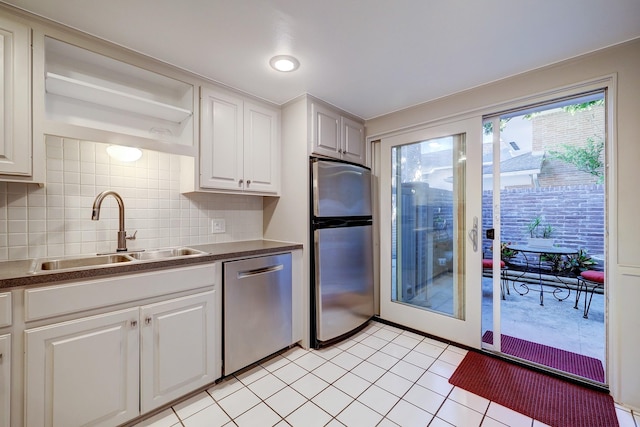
[482,148,513,164]
[483,152,545,175]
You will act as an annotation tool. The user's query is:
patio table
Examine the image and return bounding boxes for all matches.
[505,244,579,306]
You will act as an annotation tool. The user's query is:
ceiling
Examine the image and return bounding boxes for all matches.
[3,0,640,120]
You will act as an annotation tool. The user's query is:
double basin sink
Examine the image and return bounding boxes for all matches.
[30,247,207,274]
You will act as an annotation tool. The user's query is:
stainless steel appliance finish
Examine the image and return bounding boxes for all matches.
[311,158,374,347]
[223,253,292,375]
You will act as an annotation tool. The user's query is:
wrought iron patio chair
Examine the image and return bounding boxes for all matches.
[575,270,604,319]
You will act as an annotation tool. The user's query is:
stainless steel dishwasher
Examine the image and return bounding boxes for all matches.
[223,253,292,375]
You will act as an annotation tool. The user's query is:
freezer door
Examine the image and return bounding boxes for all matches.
[313,159,372,218]
[315,225,374,342]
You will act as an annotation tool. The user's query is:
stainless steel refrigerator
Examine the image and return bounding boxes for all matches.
[310,157,374,348]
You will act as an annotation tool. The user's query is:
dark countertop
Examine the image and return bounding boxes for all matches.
[0,240,303,290]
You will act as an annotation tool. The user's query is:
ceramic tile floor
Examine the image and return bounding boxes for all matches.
[132,321,638,427]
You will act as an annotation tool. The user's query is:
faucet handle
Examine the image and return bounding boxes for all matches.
[126,230,137,241]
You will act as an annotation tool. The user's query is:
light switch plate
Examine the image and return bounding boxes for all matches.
[211,218,225,234]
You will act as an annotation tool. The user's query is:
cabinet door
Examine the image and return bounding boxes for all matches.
[244,101,280,194]
[140,290,218,412]
[0,16,31,176]
[341,116,366,165]
[311,101,341,158]
[200,87,244,190]
[25,308,139,427]
[0,334,9,427]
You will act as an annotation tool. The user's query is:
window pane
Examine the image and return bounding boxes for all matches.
[391,134,466,318]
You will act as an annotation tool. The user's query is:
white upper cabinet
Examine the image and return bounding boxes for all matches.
[341,115,366,165]
[311,99,366,165]
[0,15,34,181]
[189,86,280,195]
[243,100,281,194]
[39,36,196,156]
[199,89,244,191]
[311,102,341,157]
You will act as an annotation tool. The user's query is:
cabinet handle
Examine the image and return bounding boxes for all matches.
[130,320,138,328]
[246,179,251,186]
[145,316,152,326]
[238,179,244,186]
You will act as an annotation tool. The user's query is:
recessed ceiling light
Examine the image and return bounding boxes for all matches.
[269,55,300,72]
[106,145,142,162]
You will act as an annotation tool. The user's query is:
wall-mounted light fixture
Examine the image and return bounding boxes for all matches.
[106,145,142,162]
[269,55,300,72]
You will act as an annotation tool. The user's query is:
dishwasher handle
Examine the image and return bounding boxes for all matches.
[237,264,283,279]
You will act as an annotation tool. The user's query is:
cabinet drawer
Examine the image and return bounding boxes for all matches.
[25,263,217,322]
[0,293,11,327]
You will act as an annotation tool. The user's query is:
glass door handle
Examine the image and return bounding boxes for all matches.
[468,216,478,252]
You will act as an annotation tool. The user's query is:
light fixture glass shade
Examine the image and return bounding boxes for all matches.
[106,145,142,162]
[269,55,300,72]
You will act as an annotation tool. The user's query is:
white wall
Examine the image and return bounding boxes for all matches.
[0,136,263,261]
[366,39,640,410]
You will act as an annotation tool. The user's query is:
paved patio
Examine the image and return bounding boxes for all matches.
[481,276,605,363]
[395,268,606,368]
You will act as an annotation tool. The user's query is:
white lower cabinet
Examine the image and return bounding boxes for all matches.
[0,334,10,427]
[25,289,218,427]
[25,308,139,427]
[140,290,217,412]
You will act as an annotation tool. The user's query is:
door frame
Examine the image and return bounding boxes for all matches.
[369,73,616,388]
[378,117,484,348]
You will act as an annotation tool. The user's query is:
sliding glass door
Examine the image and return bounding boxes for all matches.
[481,91,608,384]
[379,118,483,347]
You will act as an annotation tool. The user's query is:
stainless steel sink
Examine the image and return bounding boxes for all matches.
[34,254,135,272]
[128,247,206,260]
[29,247,207,274]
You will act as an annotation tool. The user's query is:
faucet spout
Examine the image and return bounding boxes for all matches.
[91,190,128,252]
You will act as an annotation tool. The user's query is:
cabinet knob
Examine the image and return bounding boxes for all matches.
[145,316,152,326]
[0,353,3,363]
[238,179,244,186]
[246,180,251,186]
[130,320,138,328]
[338,149,343,154]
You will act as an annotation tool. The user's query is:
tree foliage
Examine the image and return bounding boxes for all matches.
[548,137,604,183]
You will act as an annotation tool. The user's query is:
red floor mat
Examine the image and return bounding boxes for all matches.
[449,350,618,427]
[482,331,605,383]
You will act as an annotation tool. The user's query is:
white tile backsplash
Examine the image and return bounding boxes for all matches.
[0,137,264,261]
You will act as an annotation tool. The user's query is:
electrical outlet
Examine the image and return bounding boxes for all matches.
[211,218,226,234]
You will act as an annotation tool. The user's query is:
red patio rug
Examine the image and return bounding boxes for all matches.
[482,331,605,383]
[449,351,618,427]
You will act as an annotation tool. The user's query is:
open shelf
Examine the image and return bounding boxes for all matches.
[43,36,196,154]
[46,72,192,123]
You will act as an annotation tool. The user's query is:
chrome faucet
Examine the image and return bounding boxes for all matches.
[91,190,134,252]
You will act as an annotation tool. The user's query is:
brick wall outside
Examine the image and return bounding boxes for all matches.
[482,185,605,270]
